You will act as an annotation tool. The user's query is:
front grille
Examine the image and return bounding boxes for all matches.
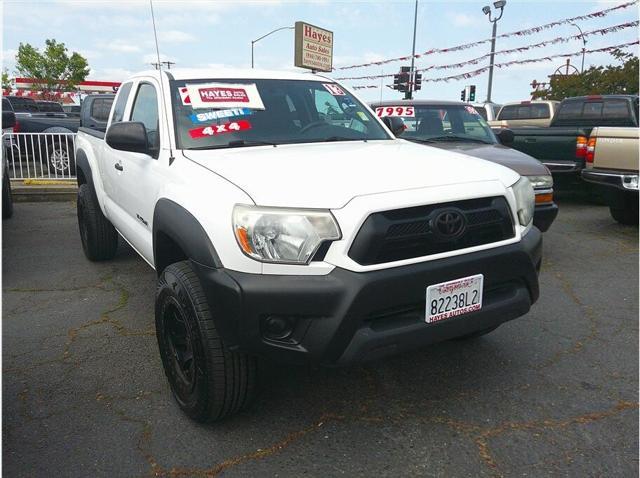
[348,196,514,265]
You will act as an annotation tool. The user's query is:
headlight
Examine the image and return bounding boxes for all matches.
[233,205,341,264]
[527,175,553,189]
[512,177,535,226]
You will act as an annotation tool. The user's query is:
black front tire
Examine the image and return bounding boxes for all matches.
[3,167,13,219]
[156,261,257,422]
[77,183,118,261]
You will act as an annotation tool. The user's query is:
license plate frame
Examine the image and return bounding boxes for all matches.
[425,274,483,324]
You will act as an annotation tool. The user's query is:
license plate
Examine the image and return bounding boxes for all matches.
[426,274,483,324]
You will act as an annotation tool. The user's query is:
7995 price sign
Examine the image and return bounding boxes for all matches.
[189,120,252,139]
[375,106,415,118]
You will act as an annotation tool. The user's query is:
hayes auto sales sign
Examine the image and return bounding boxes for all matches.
[294,21,333,72]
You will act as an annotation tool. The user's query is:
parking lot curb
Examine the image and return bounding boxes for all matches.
[11,180,77,202]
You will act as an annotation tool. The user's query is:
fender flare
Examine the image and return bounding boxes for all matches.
[75,149,95,190]
[153,198,222,272]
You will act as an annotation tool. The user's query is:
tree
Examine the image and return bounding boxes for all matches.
[14,39,90,99]
[2,68,10,91]
[532,50,638,100]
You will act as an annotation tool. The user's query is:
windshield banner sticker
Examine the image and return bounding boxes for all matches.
[465,106,480,115]
[322,83,346,96]
[376,106,414,117]
[186,83,265,110]
[188,120,252,139]
[179,87,191,105]
[190,108,253,124]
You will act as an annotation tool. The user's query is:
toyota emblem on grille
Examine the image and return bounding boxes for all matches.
[432,209,466,239]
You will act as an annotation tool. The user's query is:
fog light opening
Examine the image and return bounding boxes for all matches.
[262,316,295,341]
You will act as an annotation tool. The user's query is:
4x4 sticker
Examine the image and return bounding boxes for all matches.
[322,84,346,96]
[190,108,253,124]
[189,120,252,139]
[186,83,265,110]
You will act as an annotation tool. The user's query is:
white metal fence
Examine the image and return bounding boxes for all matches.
[2,132,77,180]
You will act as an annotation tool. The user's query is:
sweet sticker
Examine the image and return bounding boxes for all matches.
[190,108,253,124]
[186,83,265,110]
[375,106,415,117]
[465,106,480,115]
[188,120,252,139]
[322,84,346,96]
[179,87,191,105]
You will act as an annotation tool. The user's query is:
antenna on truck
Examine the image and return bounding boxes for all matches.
[149,0,176,165]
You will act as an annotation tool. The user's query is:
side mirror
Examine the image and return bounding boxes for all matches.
[382,116,405,137]
[2,110,16,129]
[106,122,150,155]
[497,128,515,145]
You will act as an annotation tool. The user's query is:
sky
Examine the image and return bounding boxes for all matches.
[1,0,638,104]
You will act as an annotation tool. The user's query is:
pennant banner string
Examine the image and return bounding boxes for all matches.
[335,0,638,71]
[335,22,640,81]
[348,40,639,88]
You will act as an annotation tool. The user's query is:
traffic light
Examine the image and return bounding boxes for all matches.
[393,71,410,92]
[460,89,466,101]
[469,85,476,102]
[414,73,422,91]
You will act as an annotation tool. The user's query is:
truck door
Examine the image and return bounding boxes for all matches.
[107,80,164,263]
[101,82,132,202]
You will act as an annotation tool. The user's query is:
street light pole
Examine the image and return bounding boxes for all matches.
[482,1,506,103]
[570,23,586,73]
[251,26,294,68]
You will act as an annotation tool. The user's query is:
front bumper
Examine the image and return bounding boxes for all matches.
[192,228,542,366]
[533,202,558,232]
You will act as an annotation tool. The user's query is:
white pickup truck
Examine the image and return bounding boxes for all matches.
[75,69,542,422]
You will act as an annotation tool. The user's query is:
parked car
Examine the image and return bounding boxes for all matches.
[505,95,639,176]
[371,100,558,231]
[489,100,560,128]
[581,126,639,224]
[75,69,542,422]
[471,102,501,122]
[2,100,16,218]
[5,94,114,175]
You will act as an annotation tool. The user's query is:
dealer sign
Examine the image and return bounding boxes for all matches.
[294,21,333,72]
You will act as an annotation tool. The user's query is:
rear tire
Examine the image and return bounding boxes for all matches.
[77,183,118,261]
[3,166,13,219]
[156,261,257,422]
[609,204,638,226]
[47,139,75,176]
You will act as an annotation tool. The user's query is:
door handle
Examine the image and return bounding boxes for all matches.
[114,163,123,171]
[525,138,536,143]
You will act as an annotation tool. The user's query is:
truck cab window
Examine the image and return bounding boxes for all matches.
[111,82,132,124]
[130,83,160,156]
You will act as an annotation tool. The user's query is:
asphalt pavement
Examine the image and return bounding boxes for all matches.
[3,197,638,477]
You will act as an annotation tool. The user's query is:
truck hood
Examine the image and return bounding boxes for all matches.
[425,141,551,177]
[182,139,520,209]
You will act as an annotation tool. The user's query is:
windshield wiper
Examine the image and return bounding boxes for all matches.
[187,140,279,150]
[426,135,492,144]
[404,137,437,144]
[312,136,367,143]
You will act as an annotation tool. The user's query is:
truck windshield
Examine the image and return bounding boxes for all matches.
[170,79,390,150]
[375,105,497,145]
